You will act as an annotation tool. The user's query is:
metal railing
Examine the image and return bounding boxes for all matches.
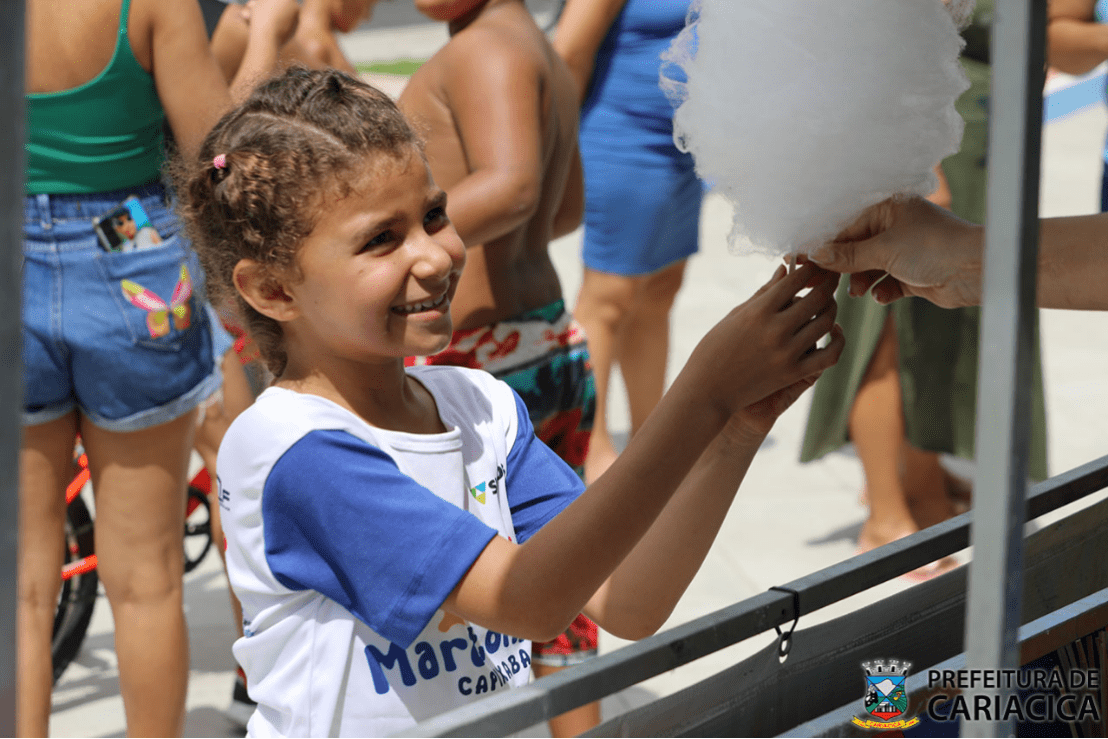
[964,2,1046,734]
[400,456,1108,737]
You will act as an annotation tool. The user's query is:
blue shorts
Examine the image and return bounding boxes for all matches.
[22,182,222,431]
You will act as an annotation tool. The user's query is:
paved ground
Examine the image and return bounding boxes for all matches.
[48,18,1108,738]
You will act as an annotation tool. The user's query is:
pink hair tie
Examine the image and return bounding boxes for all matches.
[213,153,227,170]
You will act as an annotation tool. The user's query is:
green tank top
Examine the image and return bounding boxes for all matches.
[26,0,166,194]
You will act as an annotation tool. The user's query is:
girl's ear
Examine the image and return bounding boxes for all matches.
[233,259,299,322]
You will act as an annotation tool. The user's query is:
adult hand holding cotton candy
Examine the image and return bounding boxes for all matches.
[663,0,971,257]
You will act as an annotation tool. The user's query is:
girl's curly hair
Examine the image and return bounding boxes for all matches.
[174,66,421,376]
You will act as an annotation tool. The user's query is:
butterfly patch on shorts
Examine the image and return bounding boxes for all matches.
[120,264,193,338]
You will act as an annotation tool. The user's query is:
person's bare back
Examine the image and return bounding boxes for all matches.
[400,0,583,330]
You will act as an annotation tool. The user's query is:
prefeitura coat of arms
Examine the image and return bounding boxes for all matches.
[851,659,921,730]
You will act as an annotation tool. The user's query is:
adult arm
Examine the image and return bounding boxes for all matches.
[1037,214,1108,309]
[552,0,630,101]
[1048,0,1108,75]
[809,197,1108,311]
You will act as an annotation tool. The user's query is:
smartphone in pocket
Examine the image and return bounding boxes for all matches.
[93,196,164,253]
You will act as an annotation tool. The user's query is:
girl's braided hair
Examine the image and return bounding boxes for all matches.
[175,66,421,376]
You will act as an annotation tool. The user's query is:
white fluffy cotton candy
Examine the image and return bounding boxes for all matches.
[662,0,971,257]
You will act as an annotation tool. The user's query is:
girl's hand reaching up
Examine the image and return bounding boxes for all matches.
[718,266,844,446]
[679,262,844,429]
[725,369,825,446]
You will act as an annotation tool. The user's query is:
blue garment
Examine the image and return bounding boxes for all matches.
[579,0,702,276]
[22,182,220,430]
[261,390,582,647]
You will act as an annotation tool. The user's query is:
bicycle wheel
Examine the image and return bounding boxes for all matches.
[53,494,99,683]
[184,485,213,573]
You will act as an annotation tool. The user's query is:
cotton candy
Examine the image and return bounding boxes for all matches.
[662,0,971,257]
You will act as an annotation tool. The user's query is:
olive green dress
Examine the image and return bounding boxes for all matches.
[800,0,1049,480]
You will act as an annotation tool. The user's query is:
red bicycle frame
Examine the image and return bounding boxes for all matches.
[61,450,213,582]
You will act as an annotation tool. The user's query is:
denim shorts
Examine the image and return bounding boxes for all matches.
[23,181,223,431]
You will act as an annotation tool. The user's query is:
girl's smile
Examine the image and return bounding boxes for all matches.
[391,291,450,316]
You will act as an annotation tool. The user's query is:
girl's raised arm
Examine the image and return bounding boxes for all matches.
[443,264,843,642]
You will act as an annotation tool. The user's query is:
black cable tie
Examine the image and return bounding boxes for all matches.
[768,586,801,661]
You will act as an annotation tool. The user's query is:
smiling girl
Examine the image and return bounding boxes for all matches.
[176,67,844,737]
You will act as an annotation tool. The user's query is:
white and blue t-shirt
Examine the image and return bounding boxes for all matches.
[217,366,585,737]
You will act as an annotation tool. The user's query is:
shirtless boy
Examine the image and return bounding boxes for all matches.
[398,1,599,733]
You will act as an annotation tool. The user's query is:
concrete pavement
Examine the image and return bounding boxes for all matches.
[48,18,1108,738]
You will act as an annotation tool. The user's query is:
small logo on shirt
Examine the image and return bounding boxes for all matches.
[469,464,505,504]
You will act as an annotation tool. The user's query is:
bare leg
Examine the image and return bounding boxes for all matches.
[851,317,918,552]
[574,267,636,484]
[17,412,80,737]
[851,318,958,579]
[82,410,197,737]
[616,260,686,437]
[901,444,957,530]
[532,662,601,737]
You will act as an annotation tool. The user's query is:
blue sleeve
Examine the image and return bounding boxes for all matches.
[505,391,586,544]
[261,430,498,648]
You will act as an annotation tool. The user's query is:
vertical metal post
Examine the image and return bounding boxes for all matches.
[963,1,1045,736]
[0,0,25,735]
